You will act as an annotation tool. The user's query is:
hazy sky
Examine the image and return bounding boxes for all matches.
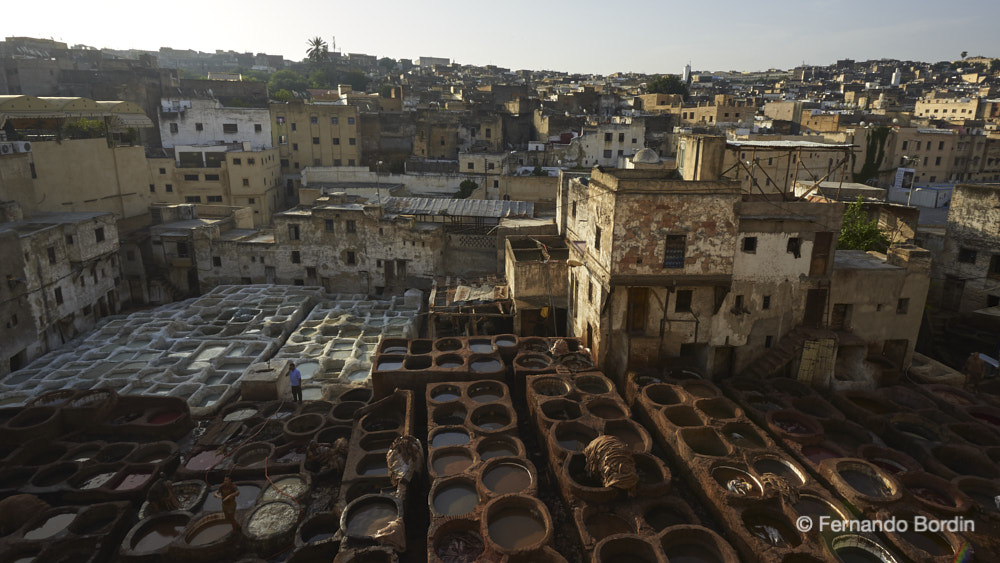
[4,0,998,74]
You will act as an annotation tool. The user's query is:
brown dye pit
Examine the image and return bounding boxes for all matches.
[133,522,185,552]
[534,379,570,397]
[742,513,799,548]
[635,456,664,485]
[869,458,908,475]
[722,423,766,448]
[346,500,397,537]
[697,398,737,419]
[436,530,485,562]
[575,376,611,394]
[430,385,461,402]
[849,396,892,414]
[362,416,400,432]
[644,506,687,531]
[115,472,153,491]
[187,521,234,546]
[432,430,471,448]
[833,545,893,563]
[361,433,400,452]
[753,458,804,485]
[469,340,495,353]
[517,355,552,369]
[541,400,581,421]
[606,424,643,452]
[434,407,467,426]
[472,409,510,431]
[586,513,632,540]
[683,382,716,398]
[358,457,390,476]
[433,482,478,515]
[487,507,545,550]
[557,431,594,452]
[23,512,76,540]
[840,469,892,497]
[33,463,76,486]
[682,428,729,457]
[433,451,474,475]
[187,450,224,471]
[382,346,408,354]
[470,359,503,372]
[773,417,813,435]
[899,528,953,556]
[712,466,761,496]
[482,463,532,494]
[274,446,306,464]
[468,383,503,403]
[663,543,723,563]
[568,456,603,488]
[376,360,403,371]
[972,412,1000,427]
[665,405,703,427]
[479,439,518,460]
[496,336,517,347]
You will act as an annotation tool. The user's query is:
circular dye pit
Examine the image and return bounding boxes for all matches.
[204,484,260,511]
[468,382,504,403]
[471,406,511,431]
[712,466,762,497]
[753,456,805,486]
[431,429,471,448]
[660,527,735,563]
[575,375,612,394]
[435,528,484,561]
[897,526,954,557]
[838,467,894,498]
[585,513,632,541]
[482,462,532,494]
[794,494,848,524]
[741,510,800,548]
[130,516,189,553]
[533,378,570,397]
[357,455,389,477]
[433,405,467,426]
[114,471,153,491]
[541,399,582,421]
[430,384,461,403]
[186,450,225,471]
[361,414,401,432]
[829,535,898,563]
[263,476,308,501]
[516,354,552,370]
[644,505,688,531]
[186,518,235,546]
[246,501,298,540]
[344,496,398,538]
[469,340,495,353]
[586,400,626,420]
[432,449,474,476]
[435,355,463,369]
[470,358,503,373]
[487,505,546,551]
[478,438,519,460]
[433,481,478,516]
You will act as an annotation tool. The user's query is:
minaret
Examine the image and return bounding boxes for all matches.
[891,68,901,87]
[683,62,691,83]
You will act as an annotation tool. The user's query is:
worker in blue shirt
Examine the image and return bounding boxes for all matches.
[288,361,303,402]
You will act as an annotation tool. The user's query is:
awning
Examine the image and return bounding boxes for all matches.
[109,113,154,129]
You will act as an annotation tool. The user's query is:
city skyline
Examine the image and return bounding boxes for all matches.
[5,0,999,75]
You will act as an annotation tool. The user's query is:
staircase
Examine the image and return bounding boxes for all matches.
[149,267,186,302]
[741,326,836,379]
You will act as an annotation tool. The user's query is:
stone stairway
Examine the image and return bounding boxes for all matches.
[741,326,836,379]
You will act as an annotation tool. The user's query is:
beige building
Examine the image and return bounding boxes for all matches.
[914,96,979,122]
[270,100,362,178]
[148,144,281,226]
[639,94,756,126]
[934,184,1000,313]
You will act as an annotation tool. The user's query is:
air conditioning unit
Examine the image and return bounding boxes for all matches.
[12,141,32,153]
[0,143,13,155]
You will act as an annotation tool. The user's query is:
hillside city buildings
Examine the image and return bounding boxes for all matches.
[1,34,998,385]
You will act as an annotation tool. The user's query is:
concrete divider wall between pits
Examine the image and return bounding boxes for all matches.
[1,500,133,563]
[522,371,739,562]
[715,373,997,560]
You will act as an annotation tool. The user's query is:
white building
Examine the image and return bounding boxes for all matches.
[159,98,273,150]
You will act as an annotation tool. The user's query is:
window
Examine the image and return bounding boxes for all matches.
[663,235,686,268]
[310,116,318,124]
[603,150,612,159]
[165,184,173,192]
[787,237,801,258]
[306,267,316,278]
[935,157,941,166]
[195,122,203,131]
[632,138,637,144]
[313,158,321,166]
[990,255,1000,279]
[185,196,201,203]
[958,248,977,263]
[896,298,910,314]
[247,158,255,165]
[248,198,255,204]
[493,180,499,188]
[176,241,188,257]
[233,158,241,165]
[312,137,320,145]
[222,123,238,134]
[588,281,593,303]
[346,220,357,233]
[765,335,774,348]
[571,201,577,218]
[939,141,944,150]
[212,256,221,267]
[348,117,355,125]
[742,237,757,253]
[205,174,220,181]
[292,143,299,151]
[325,219,334,233]
[95,227,105,242]
[333,138,340,145]
[291,123,297,132]
[346,251,356,265]
[348,159,355,166]
[280,159,289,167]
[989,295,1000,308]
[291,251,301,264]
[468,162,475,170]
[294,162,300,169]
[254,124,262,133]
[289,225,300,240]
[184,174,199,181]
[594,226,602,251]
[293,279,304,286]
[159,168,166,175]
[149,184,155,192]
[331,117,339,125]
[349,138,356,145]
[487,162,495,170]
[65,234,74,245]
[485,128,491,138]
[762,295,771,310]
[169,123,178,133]
[334,159,342,166]
[47,246,56,264]
[675,290,693,312]
[207,195,223,203]
[604,133,612,142]
[243,178,249,186]
[54,287,63,305]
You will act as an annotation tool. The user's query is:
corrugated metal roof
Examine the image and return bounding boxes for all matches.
[383,197,534,218]
[727,140,854,149]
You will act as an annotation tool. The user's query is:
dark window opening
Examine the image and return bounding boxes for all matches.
[762,295,771,310]
[663,235,686,269]
[958,248,977,263]
[742,237,757,253]
[787,237,801,258]
[675,290,693,313]
[291,251,301,264]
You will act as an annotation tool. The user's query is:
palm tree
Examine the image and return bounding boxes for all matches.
[307,37,328,63]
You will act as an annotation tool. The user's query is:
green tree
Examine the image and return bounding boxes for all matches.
[307,37,328,63]
[64,118,106,139]
[961,51,968,59]
[271,89,294,102]
[838,197,891,252]
[378,57,397,72]
[340,70,369,92]
[457,179,478,199]
[308,67,339,89]
[647,74,689,100]
[269,70,309,93]
[991,59,1000,72]
[531,165,547,176]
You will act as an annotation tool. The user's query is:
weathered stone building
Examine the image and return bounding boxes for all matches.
[933,183,1000,312]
